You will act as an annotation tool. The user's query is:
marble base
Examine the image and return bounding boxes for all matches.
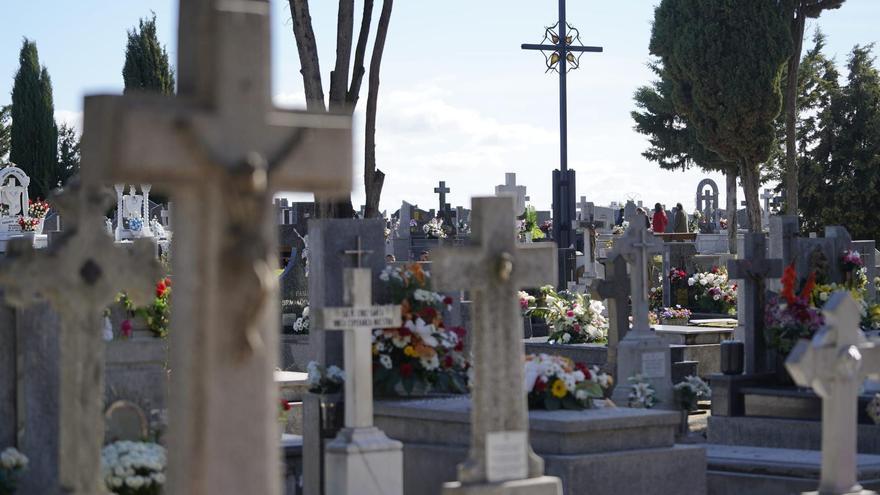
[442,476,561,495]
[611,334,674,409]
[325,426,403,495]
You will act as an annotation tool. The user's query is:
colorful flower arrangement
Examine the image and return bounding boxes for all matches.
[842,250,864,272]
[668,268,688,285]
[374,264,469,396]
[656,305,692,324]
[687,267,737,315]
[524,353,612,410]
[306,361,345,395]
[519,206,545,241]
[765,264,824,355]
[526,286,608,344]
[539,219,553,235]
[673,375,711,411]
[0,447,28,495]
[128,218,144,232]
[26,199,49,219]
[16,217,40,232]
[101,441,165,494]
[116,277,173,338]
[518,291,536,316]
[422,217,447,239]
[627,374,657,409]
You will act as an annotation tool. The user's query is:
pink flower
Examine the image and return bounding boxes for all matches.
[120,319,133,338]
[566,310,575,318]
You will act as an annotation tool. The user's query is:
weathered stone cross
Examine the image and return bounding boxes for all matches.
[0,181,160,495]
[592,254,630,378]
[432,196,560,491]
[435,181,451,214]
[727,233,782,374]
[81,0,352,493]
[786,292,880,495]
[609,223,662,334]
[578,195,589,221]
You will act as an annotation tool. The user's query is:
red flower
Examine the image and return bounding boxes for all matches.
[164,277,172,288]
[575,362,591,380]
[800,272,817,301]
[419,307,438,322]
[400,363,413,378]
[450,326,466,339]
[443,296,454,306]
[120,319,133,338]
[534,377,547,393]
[156,280,167,298]
[398,326,412,337]
[280,399,291,411]
[454,341,464,352]
[781,263,797,305]
[443,355,454,368]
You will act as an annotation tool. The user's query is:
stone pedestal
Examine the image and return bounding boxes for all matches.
[442,476,561,495]
[611,334,674,409]
[325,427,403,495]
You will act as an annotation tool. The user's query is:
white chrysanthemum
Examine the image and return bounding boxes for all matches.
[379,354,393,369]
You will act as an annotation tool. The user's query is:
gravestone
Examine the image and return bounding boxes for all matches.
[80,0,353,492]
[695,178,719,233]
[0,181,161,494]
[435,181,452,223]
[609,223,674,409]
[495,172,530,215]
[114,184,153,240]
[104,400,149,443]
[623,200,637,225]
[0,165,45,251]
[662,241,697,308]
[786,292,880,495]
[431,196,561,494]
[321,267,403,495]
[592,254,630,390]
[760,189,773,231]
[726,233,783,375]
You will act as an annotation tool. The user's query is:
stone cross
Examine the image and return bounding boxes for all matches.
[609,223,662,334]
[592,254,630,381]
[0,181,160,495]
[577,195,590,221]
[80,1,352,493]
[434,181,451,214]
[431,196,560,490]
[786,292,880,495]
[727,233,783,375]
[495,172,530,216]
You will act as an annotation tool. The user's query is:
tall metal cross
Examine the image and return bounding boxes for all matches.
[522,0,602,261]
[434,181,450,214]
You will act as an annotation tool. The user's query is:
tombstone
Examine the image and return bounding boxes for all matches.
[623,199,637,225]
[695,178,719,233]
[662,241,697,308]
[321,266,403,495]
[104,400,149,443]
[592,254,630,389]
[760,189,774,231]
[608,223,674,408]
[786,292,880,495]
[114,183,153,240]
[431,196,561,494]
[434,181,451,222]
[0,181,161,494]
[727,233,783,375]
[495,172,530,216]
[80,0,353,492]
[0,165,43,250]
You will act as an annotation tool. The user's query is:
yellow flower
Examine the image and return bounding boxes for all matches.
[372,345,379,356]
[551,379,567,398]
[404,345,416,357]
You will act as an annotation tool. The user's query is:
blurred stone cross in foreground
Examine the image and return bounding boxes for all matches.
[431,195,561,494]
[80,0,352,493]
[786,292,880,495]
[0,180,161,495]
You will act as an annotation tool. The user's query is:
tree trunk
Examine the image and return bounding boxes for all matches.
[347,0,375,109]
[289,0,326,112]
[784,10,806,217]
[726,171,738,255]
[329,0,354,113]
[363,0,393,218]
[739,163,763,233]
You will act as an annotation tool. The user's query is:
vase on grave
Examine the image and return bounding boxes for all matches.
[720,340,744,375]
[318,392,345,437]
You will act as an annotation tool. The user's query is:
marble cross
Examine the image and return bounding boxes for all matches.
[80,1,352,493]
[578,196,589,221]
[727,233,782,374]
[431,196,557,485]
[0,181,161,495]
[609,223,662,334]
[592,254,630,383]
[786,292,880,495]
[322,268,399,429]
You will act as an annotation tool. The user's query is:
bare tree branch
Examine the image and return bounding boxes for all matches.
[329,0,354,113]
[364,0,393,218]
[347,0,375,110]
[289,0,326,111]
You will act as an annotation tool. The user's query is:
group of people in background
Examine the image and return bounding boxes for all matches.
[614,202,689,233]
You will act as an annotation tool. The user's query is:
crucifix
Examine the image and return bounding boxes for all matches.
[0,180,161,495]
[522,0,602,269]
[434,181,451,216]
[80,0,352,493]
[432,196,560,491]
[727,233,783,375]
[786,292,880,495]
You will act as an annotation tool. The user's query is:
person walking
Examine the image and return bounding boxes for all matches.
[652,203,668,233]
[636,207,650,229]
[673,203,688,233]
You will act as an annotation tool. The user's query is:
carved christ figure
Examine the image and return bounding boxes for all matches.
[122,185,144,220]
[0,177,27,216]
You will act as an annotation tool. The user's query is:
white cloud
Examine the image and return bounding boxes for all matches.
[54,110,82,134]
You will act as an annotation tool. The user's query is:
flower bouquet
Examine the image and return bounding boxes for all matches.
[656,305,692,326]
[627,374,657,409]
[27,199,49,220]
[422,217,447,239]
[527,286,608,344]
[373,264,469,396]
[611,221,629,236]
[519,206,545,241]
[16,217,40,233]
[688,267,737,315]
[292,306,310,334]
[539,219,553,236]
[765,264,823,357]
[525,353,612,410]
[842,250,864,272]
[101,441,166,495]
[116,278,172,338]
[673,375,711,411]
[306,361,345,395]
[0,447,28,495]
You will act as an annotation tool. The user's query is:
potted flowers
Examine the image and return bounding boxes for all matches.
[0,447,28,495]
[422,217,447,239]
[524,354,612,410]
[374,264,469,396]
[526,286,608,344]
[673,375,711,435]
[306,361,345,435]
[100,441,166,494]
[687,267,737,315]
[626,374,657,409]
[656,306,692,326]
[765,264,823,385]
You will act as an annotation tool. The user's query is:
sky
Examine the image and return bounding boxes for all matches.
[2,1,878,216]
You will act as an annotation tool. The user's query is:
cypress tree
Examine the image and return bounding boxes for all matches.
[10,39,58,199]
[123,14,175,95]
[56,123,80,187]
